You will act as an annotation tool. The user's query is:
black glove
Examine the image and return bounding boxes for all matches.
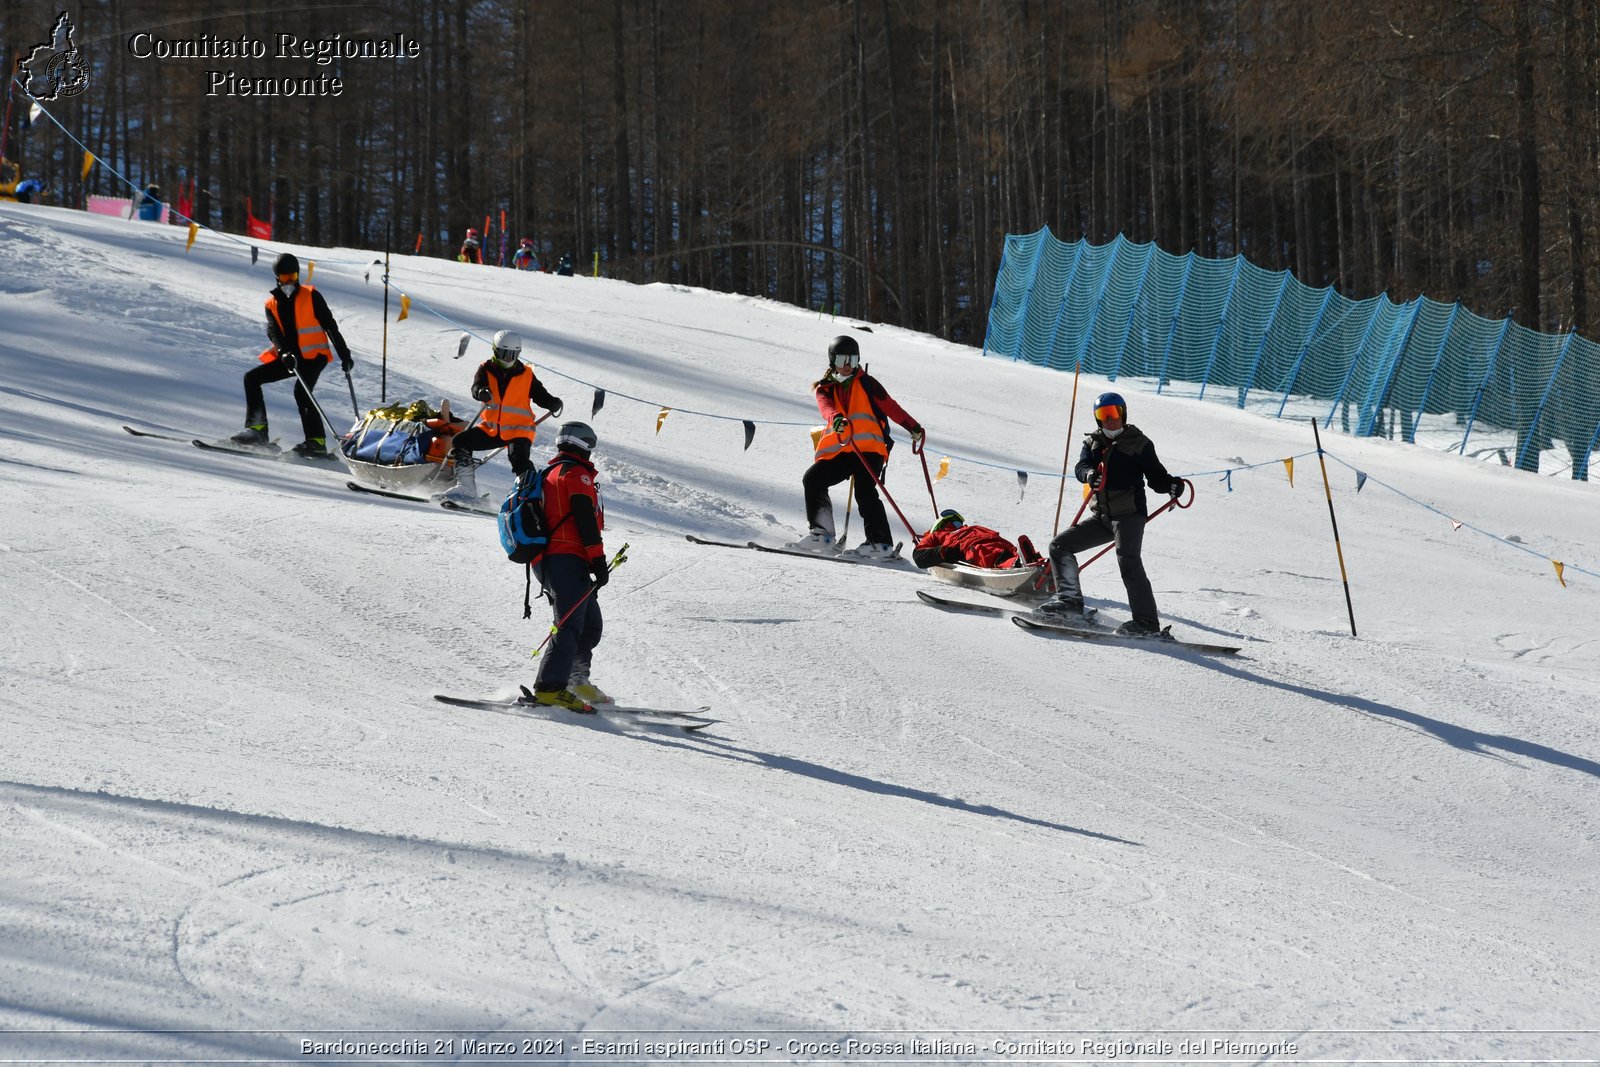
[1169,479,1185,500]
[279,352,297,373]
[939,545,961,564]
[472,385,491,402]
[339,352,353,373]
[549,397,564,417]
[831,413,848,433]
[589,563,611,589]
[909,424,926,449]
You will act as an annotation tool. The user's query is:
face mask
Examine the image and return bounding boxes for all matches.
[278,282,297,297]
[1102,425,1124,439]
[829,368,854,383]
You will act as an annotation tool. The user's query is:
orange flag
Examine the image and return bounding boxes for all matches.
[1553,561,1567,587]
[185,222,198,252]
[397,295,411,321]
[1282,457,1295,487]
[935,457,950,482]
[656,407,671,434]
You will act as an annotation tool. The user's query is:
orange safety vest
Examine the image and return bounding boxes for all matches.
[261,285,334,363]
[813,378,888,461]
[473,365,541,442]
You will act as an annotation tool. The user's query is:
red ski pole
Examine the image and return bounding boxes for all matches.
[531,543,628,657]
[914,434,939,516]
[1080,479,1192,571]
[847,440,919,539]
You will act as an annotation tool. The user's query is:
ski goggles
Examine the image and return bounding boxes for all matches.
[276,271,299,283]
[1094,402,1125,424]
[931,509,964,532]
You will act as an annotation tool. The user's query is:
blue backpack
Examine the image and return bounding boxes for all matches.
[498,458,575,565]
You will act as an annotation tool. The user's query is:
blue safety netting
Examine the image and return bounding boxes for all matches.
[983,229,1600,480]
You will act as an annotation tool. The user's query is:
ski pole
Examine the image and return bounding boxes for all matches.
[1051,358,1084,536]
[287,359,348,444]
[344,368,359,419]
[1080,478,1192,572]
[846,440,919,539]
[914,433,940,516]
[840,477,856,544]
[531,543,629,658]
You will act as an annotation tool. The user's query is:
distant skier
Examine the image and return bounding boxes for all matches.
[1037,392,1184,635]
[791,335,924,559]
[555,253,574,276]
[512,238,539,271]
[229,252,353,457]
[458,228,482,264]
[136,184,161,221]
[912,509,1042,571]
[529,421,611,710]
[443,329,563,504]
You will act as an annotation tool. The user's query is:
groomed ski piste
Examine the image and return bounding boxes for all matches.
[2,201,1598,1064]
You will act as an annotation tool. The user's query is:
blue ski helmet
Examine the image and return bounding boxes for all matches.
[930,508,964,533]
[1093,392,1127,426]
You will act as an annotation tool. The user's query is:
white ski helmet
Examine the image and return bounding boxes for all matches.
[555,421,597,454]
[492,329,522,367]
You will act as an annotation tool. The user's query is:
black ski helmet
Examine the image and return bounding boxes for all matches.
[827,335,861,374]
[1093,391,1127,426]
[272,252,299,278]
[555,421,598,455]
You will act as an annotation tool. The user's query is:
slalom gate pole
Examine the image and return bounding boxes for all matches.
[1310,418,1358,637]
[1079,478,1192,572]
[847,440,919,539]
[1051,359,1084,536]
[914,435,939,515]
[531,543,629,658]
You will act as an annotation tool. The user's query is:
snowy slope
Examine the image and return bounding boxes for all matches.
[2,201,1598,1063]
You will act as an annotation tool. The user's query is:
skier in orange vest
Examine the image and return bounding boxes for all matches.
[442,329,563,504]
[229,252,352,457]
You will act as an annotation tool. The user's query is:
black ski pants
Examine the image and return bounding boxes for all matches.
[802,451,891,546]
[450,426,532,476]
[1048,511,1160,630]
[532,553,603,691]
[243,357,326,444]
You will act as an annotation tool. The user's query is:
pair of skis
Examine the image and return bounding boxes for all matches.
[686,534,907,566]
[433,690,719,734]
[343,480,498,516]
[917,589,1243,655]
[124,425,340,466]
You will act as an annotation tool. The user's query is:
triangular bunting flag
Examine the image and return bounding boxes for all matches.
[656,407,671,434]
[1016,470,1028,502]
[1553,561,1567,587]
[592,389,606,417]
[397,295,410,322]
[456,333,470,359]
[29,101,42,124]
[1222,470,1234,492]
[1450,519,1462,531]
[742,420,755,451]
[251,246,259,265]
[185,223,198,252]
[81,150,95,181]
[1355,471,1368,493]
[306,261,315,281]
[936,457,950,482]
[1282,457,1294,486]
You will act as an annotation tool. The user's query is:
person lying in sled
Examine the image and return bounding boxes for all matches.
[911,509,1043,571]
